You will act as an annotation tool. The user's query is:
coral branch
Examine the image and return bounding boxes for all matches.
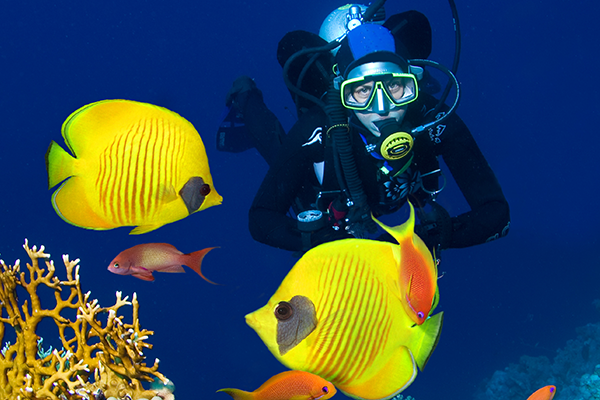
[0,240,172,400]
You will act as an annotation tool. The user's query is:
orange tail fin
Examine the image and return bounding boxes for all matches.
[184,247,219,285]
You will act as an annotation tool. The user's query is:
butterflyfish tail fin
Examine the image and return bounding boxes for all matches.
[185,247,219,285]
[46,141,76,189]
[216,388,253,400]
[372,201,416,244]
[409,311,444,371]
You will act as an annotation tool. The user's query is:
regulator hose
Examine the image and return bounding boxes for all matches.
[325,83,377,236]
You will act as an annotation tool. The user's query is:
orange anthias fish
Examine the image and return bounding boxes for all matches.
[527,385,556,400]
[46,99,222,234]
[374,201,439,325]
[107,243,217,283]
[217,370,336,400]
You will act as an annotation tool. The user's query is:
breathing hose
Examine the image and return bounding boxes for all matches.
[325,82,377,236]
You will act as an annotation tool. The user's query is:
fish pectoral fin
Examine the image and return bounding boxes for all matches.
[132,272,155,282]
[409,311,444,371]
[387,275,403,302]
[314,309,345,349]
[158,265,186,273]
[157,183,179,204]
[339,345,417,400]
[129,224,163,235]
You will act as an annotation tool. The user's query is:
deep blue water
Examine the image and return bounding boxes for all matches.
[1,1,599,399]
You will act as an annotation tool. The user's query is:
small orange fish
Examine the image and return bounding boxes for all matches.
[374,201,439,325]
[217,370,336,400]
[527,385,556,400]
[107,243,217,283]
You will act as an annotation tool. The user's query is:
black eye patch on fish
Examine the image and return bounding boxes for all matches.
[179,176,210,214]
[275,295,317,356]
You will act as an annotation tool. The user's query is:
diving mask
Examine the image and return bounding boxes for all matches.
[341,61,418,111]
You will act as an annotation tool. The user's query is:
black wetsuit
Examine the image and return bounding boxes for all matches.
[246,90,510,252]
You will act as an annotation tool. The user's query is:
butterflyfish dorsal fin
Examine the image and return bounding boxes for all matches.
[61,99,140,157]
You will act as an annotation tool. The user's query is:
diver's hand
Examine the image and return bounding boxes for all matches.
[344,205,378,238]
[310,226,353,248]
[415,201,453,251]
[225,76,258,112]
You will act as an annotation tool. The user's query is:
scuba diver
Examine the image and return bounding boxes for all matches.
[218,2,510,255]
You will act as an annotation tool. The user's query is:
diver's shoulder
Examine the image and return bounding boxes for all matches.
[410,92,465,126]
[288,106,328,143]
[298,105,328,125]
[413,91,442,114]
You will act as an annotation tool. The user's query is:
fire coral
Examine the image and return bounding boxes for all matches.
[0,240,171,400]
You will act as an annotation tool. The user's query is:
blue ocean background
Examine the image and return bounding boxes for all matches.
[1,1,599,399]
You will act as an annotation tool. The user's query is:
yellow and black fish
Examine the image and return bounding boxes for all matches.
[46,99,222,234]
[246,205,443,400]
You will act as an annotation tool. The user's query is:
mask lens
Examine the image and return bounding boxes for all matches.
[341,73,418,110]
[386,76,416,103]
[343,78,374,109]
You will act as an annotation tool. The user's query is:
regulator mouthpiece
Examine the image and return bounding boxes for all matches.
[374,119,414,161]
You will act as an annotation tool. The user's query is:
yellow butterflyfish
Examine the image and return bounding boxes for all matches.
[245,204,442,400]
[45,99,222,234]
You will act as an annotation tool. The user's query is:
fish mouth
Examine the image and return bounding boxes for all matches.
[244,312,259,330]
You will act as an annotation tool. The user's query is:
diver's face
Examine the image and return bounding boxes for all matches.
[354,106,407,137]
[348,79,409,137]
